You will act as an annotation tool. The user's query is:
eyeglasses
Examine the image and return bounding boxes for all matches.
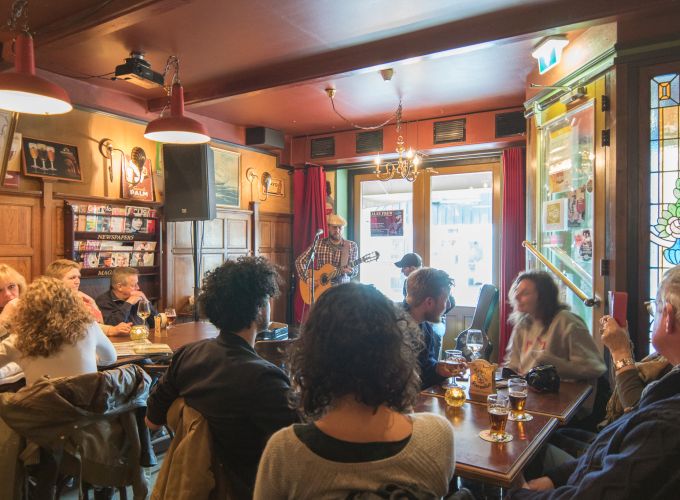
[645,300,657,317]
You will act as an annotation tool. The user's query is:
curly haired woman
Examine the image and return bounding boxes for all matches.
[255,283,455,499]
[0,276,117,385]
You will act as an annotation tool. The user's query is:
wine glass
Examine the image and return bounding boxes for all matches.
[47,146,56,171]
[38,144,48,171]
[465,329,484,360]
[28,143,38,169]
[165,307,177,328]
[442,349,466,388]
[137,299,151,324]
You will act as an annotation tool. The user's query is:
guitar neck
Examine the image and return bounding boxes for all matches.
[329,256,365,280]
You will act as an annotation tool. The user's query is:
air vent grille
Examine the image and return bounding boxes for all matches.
[495,111,526,137]
[310,136,335,158]
[433,118,466,144]
[356,130,383,154]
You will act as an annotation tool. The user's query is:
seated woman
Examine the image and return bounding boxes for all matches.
[0,264,27,390]
[45,259,131,337]
[0,276,117,385]
[255,283,455,499]
[503,270,605,419]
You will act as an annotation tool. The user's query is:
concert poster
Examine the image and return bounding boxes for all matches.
[370,210,404,237]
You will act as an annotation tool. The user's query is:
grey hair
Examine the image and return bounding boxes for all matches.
[657,266,680,323]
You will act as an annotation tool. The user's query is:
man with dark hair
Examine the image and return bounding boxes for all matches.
[396,267,461,388]
[95,266,156,328]
[146,257,298,495]
[510,266,680,499]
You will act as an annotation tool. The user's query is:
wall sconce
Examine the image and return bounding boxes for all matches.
[98,138,126,183]
[246,168,272,201]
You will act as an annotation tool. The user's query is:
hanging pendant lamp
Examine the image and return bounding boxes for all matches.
[0,31,72,115]
[144,82,210,144]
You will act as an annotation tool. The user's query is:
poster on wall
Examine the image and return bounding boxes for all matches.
[22,137,82,182]
[122,155,155,202]
[212,147,240,207]
[370,210,404,237]
[543,198,568,232]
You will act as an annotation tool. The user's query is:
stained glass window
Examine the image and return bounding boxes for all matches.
[649,72,680,350]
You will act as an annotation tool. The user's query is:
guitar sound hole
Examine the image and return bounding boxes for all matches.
[320,275,329,285]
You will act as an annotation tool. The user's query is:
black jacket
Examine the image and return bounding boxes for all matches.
[95,289,157,327]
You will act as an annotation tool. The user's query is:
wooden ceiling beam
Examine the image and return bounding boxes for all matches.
[148,0,674,111]
[32,0,193,49]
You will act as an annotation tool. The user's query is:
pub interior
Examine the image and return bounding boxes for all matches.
[0,0,680,498]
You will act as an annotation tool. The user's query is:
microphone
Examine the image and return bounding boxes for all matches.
[315,228,324,237]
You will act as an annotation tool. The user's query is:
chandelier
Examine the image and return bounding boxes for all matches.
[374,103,424,182]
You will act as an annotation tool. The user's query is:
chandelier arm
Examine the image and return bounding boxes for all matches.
[329,96,400,131]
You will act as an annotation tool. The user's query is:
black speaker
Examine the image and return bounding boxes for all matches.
[163,144,216,221]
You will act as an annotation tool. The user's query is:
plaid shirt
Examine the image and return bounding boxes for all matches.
[295,237,359,284]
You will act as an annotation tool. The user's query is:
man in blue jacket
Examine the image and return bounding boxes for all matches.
[510,266,680,499]
[395,267,461,388]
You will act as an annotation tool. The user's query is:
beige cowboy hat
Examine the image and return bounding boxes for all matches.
[327,213,347,227]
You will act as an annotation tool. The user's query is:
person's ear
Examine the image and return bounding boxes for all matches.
[664,302,677,335]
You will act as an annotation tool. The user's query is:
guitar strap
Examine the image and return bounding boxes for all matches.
[340,240,350,268]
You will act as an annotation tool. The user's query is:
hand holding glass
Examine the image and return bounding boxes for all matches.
[442,349,466,389]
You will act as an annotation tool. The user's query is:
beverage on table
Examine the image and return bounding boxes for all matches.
[508,377,532,421]
[487,393,510,440]
[165,307,177,327]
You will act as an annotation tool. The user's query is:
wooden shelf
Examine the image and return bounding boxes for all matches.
[74,231,156,241]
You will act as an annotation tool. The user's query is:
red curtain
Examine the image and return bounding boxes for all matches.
[293,164,327,324]
[498,147,526,359]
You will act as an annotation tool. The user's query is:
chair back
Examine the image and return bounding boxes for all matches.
[255,338,297,371]
[455,284,499,360]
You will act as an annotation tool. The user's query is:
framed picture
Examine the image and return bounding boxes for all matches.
[0,110,18,187]
[22,137,82,182]
[543,198,568,232]
[267,177,285,197]
[212,147,240,207]
[122,153,155,202]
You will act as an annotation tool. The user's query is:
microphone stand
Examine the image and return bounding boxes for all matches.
[302,231,323,307]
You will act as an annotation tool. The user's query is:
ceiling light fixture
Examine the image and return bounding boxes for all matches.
[0,0,72,115]
[374,103,427,183]
[144,55,210,144]
[531,36,569,75]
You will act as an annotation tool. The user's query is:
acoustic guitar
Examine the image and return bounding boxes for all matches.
[299,251,380,305]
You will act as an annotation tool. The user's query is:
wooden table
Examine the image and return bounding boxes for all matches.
[422,380,592,423]
[111,321,219,351]
[415,395,558,488]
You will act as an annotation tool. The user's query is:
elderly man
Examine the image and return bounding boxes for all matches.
[295,213,359,289]
[396,267,461,389]
[95,267,157,328]
[510,266,680,499]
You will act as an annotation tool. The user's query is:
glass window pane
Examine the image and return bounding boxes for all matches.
[359,178,413,301]
[430,172,493,307]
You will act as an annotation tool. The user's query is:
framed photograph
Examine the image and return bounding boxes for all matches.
[543,198,568,232]
[212,147,240,207]
[267,177,285,197]
[22,137,82,182]
[0,111,18,187]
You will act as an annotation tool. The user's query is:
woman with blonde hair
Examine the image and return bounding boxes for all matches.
[0,263,27,329]
[0,276,116,385]
[0,263,27,390]
[45,259,131,337]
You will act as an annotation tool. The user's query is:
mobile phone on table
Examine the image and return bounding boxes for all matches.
[609,291,628,327]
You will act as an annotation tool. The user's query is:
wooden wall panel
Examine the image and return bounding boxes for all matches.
[166,208,253,317]
[0,193,42,280]
[257,212,293,324]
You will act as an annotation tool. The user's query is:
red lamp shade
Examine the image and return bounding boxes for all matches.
[0,33,72,115]
[144,83,210,144]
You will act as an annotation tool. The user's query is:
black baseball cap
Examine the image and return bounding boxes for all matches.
[394,253,422,268]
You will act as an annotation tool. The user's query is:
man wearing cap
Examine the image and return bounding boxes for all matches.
[295,213,359,290]
[395,252,423,298]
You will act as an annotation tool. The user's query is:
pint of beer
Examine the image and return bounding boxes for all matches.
[487,394,509,439]
[509,378,528,420]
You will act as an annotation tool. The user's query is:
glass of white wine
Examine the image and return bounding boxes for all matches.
[465,329,484,360]
[137,299,151,324]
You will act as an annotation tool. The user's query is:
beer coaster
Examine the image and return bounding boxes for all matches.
[509,412,534,422]
[479,430,513,443]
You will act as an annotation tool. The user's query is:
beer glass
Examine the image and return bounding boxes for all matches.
[28,143,38,168]
[165,307,177,328]
[508,377,532,421]
[486,393,510,441]
[442,349,466,389]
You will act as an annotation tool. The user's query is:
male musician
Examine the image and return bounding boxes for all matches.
[295,213,359,288]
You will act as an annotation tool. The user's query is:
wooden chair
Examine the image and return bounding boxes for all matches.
[255,338,297,371]
[453,284,499,361]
